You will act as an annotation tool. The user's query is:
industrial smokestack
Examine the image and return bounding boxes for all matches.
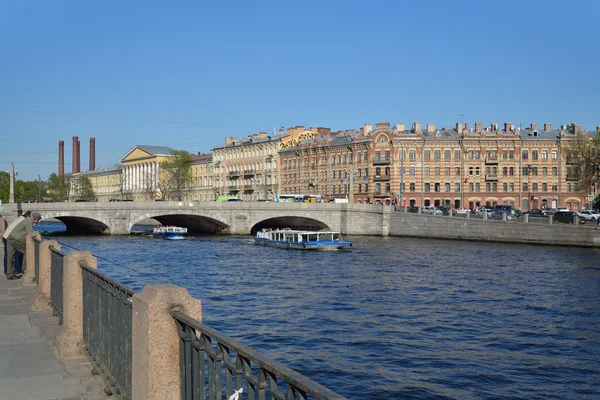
[89,137,96,171]
[76,138,81,173]
[58,140,64,177]
[72,136,78,173]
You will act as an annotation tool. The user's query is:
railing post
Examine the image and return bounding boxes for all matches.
[523,214,529,224]
[34,240,61,309]
[56,251,97,357]
[23,232,41,284]
[131,284,202,400]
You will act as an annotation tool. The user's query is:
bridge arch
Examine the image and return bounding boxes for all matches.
[134,213,229,234]
[250,216,330,235]
[42,213,110,235]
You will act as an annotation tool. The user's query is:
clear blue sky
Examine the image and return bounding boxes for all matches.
[1,0,599,181]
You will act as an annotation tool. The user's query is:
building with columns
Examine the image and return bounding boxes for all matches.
[120,145,174,201]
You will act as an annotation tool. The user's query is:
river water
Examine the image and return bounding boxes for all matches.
[37,222,600,399]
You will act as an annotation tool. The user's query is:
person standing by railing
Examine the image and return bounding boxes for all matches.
[2,211,29,277]
[6,211,41,280]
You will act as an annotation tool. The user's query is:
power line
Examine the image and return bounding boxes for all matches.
[0,106,243,130]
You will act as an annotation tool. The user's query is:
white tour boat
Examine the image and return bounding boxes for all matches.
[153,226,188,240]
[255,229,352,251]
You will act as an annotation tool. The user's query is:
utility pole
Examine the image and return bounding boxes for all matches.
[9,162,16,203]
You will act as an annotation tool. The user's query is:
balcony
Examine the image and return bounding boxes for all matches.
[227,186,240,192]
[566,174,579,181]
[485,156,499,164]
[372,158,391,166]
[243,169,255,176]
[228,171,240,177]
[485,174,498,181]
[373,175,391,181]
[373,191,392,198]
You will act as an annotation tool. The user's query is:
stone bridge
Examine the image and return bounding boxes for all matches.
[0,202,391,236]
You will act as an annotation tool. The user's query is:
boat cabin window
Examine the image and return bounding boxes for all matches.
[333,233,340,240]
[308,234,318,241]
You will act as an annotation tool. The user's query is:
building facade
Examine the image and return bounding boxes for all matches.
[211,132,280,201]
[188,152,215,201]
[120,145,174,201]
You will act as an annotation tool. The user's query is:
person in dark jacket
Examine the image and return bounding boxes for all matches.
[6,212,41,280]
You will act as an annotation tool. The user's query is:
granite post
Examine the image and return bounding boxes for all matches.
[56,251,98,357]
[34,240,60,309]
[131,284,202,400]
[23,232,41,284]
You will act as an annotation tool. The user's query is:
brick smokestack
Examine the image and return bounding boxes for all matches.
[76,138,81,173]
[72,136,79,173]
[58,140,64,178]
[89,137,96,171]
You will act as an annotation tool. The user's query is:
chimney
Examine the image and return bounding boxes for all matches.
[490,123,498,131]
[58,140,64,178]
[364,124,373,134]
[375,122,390,130]
[544,123,552,132]
[475,122,483,132]
[530,123,537,130]
[465,122,471,132]
[504,122,511,132]
[573,124,581,134]
[89,137,96,171]
[396,123,405,131]
[76,138,81,173]
[426,123,435,133]
[456,122,463,134]
[72,136,78,173]
[412,121,421,132]
[596,126,600,132]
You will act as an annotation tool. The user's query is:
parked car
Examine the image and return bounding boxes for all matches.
[490,212,517,221]
[478,206,495,218]
[525,208,546,216]
[577,210,600,221]
[436,206,456,216]
[407,206,420,213]
[493,205,521,217]
[454,208,471,215]
[544,208,558,216]
[553,211,585,224]
[422,206,443,215]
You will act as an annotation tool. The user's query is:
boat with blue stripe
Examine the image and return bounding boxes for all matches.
[255,228,352,251]
[153,226,188,240]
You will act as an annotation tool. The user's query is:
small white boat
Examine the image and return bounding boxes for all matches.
[255,229,352,251]
[153,226,188,240]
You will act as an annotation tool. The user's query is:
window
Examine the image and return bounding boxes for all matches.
[455,167,461,176]
[509,167,514,176]
[502,167,508,176]
[445,167,450,176]
[541,150,548,160]
[567,182,571,192]
[542,183,547,191]
[522,150,528,160]
[503,182,508,191]
[469,182,474,191]
[551,150,558,160]
[469,167,474,176]
[410,183,415,192]
[409,150,415,161]
[385,150,390,160]
[357,152,362,162]
[424,167,430,176]
[435,167,440,177]
[365,183,368,192]
[343,154,347,163]
[492,182,497,191]
[532,150,538,160]
[444,150,451,160]
[400,150,405,160]
[532,167,538,176]
[523,183,528,191]
[475,183,480,191]
[454,150,461,160]
[486,182,491,192]
[434,183,441,192]
[532,183,538,191]
[503,150,508,160]
[424,183,431,192]
[445,183,450,192]
[509,150,514,159]
[522,167,529,176]
[552,167,558,176]
[434,150,441,160]
[364,151,369,161]
[468,150,474,160]
[510,183,514,192]
[455,183,460,192]
[475,167,480,176]
[410,167,415,176]
[552,183,557,191]
[542,167,547,176]
[424,150,431,161]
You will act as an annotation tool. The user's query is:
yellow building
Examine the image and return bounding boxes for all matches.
[120,145,174,201]
[86,168,122,202]
[188,152,214,201]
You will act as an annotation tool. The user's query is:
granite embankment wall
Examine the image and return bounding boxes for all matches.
[388,212,600,248]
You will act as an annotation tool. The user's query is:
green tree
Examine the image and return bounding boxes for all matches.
[70,174,95,201]
[14,181,38,202]
[159,150,193,201]
[46,173,71,201]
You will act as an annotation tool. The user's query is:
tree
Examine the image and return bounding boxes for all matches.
[46,173,71,201]
[0,171,9,204]
[159,150,193,201]
[70,174,95,201]
[569,131,600,195]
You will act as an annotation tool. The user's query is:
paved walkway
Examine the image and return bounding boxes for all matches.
[0,248,109,400]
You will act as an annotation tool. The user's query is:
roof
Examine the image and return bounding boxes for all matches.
[135,145,175,155]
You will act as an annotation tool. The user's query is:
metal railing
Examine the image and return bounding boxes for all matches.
[82,264,134,400]
[33,237,41,283]
[171,309,346,400]
[50,247,64,325]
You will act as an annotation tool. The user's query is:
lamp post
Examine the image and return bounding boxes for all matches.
[263,155,272,200]
[9,162,17,204]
